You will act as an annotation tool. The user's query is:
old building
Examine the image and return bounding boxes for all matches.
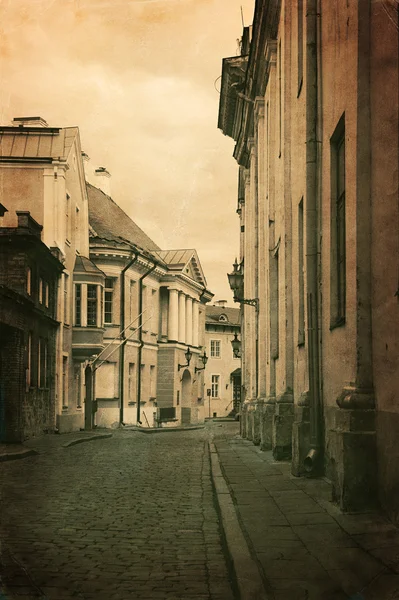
[204,302,241,419]
[0,117,105,435]
[0,211,64,442]
[219,1,399,521]
[85,173,213,428]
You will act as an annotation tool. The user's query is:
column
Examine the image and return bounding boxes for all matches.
[178,292,186,343]
[185,296,193,346]
[192,300,199,347]
[168,288,179,341]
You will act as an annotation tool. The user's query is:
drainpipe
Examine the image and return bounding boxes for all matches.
[304,0,323,475]
[119,253,138,425]
[136,263,157,425]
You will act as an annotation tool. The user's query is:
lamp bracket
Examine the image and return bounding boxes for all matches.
[234,296,259,310]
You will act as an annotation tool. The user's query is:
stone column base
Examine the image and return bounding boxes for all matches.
[246,401,257,442]
[240,403,248,438]
[272,392,294,460]
[326,404,378,512]
[291,393,310,477]
[253,401,262,445]
[260,397,275,451]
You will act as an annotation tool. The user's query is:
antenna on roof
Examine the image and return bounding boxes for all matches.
[240,5,244,27]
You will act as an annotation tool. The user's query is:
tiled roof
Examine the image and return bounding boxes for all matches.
[74,255,105,275]
[87,183,161,254]
[206,305,240,325]
[0,126,78,160]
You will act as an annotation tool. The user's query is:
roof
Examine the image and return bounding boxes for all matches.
[206,305,240,325]
[0,126,78,161]
[74,255,105,275]
[154,249,207,287]
[87,183,161,254]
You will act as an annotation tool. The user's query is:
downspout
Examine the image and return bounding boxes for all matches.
[136,262,157,425]
[119,253,138,425]
[304,0,323,474]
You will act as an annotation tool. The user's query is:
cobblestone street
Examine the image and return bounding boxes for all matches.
[0,424,236,600]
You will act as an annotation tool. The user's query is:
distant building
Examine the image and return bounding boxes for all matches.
[204,303,241,419]
[218,0,399,520]
[0,211,64,441]
[86,177,213,428]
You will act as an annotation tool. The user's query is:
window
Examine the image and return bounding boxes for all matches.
[130,280,137,326]
[45,282,49,308]
[62,355,68,409]
[26,267,31,296]
[74,284,81,326]
[104,278,114,324]
[210,340,221,358]
[87,284,98,327]
[38,338,48,388]
[64,273,69,325]
[128,363,136,403]
[211,375,220,398]
[298,199,305,345]
[297,0,303,95]
[330,115,346,327]
[26,332,32,388]
[39,278,44,304]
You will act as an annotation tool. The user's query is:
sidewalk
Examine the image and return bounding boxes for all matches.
[0,430,113,461]
[213,432,399,600]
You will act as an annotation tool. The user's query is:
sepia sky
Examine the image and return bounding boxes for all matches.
[0,0,255,303]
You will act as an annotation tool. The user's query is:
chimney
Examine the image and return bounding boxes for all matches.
[214,300,228,308]
[12,117,48,128]
[94,166,111,197]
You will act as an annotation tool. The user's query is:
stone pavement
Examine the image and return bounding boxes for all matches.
[2,423,399,600]
[0,425,235,600]
[213,432,399,600]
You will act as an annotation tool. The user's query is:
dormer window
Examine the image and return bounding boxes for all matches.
[219,314,228,322]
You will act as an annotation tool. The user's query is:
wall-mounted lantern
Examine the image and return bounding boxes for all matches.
[178,346,193,371]
[231,332,241,359]
[195,350,208,373]
[227,258,258,310]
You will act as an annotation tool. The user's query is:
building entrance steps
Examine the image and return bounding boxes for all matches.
[211,428,399,600]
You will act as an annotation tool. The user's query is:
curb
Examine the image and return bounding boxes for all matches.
[208,441,269,600]
[132,425,205,434]
[0,448,38,463]
[62,433,113,447]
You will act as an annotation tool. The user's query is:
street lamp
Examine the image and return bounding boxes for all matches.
[227,258,258,309]
[178,346,193,371]
[231,332,241,358]
[195,350,208,373]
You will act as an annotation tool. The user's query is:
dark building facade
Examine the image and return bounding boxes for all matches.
[0,211,64,442]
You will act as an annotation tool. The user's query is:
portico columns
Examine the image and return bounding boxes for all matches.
[178,292,186,343]
[185,296,193,346]
[168,288,179,341]
[192,300,199,347]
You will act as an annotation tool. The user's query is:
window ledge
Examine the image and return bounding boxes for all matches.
[330,316,346,331]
